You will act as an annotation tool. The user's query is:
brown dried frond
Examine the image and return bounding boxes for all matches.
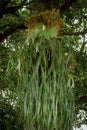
[25,16,39,31]
[39,9,65,35]
[25,9,65,36]
[56,18,65,35]
[39,9,60,26]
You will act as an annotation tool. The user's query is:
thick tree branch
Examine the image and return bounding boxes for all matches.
[0,0,27,18]
[0,24,26,43]
[63,29,87,36]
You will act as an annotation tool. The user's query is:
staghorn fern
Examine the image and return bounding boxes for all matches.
[7,10,75,129]
[16,26,75,130]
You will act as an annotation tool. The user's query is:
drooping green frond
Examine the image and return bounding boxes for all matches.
[15,27,75,130]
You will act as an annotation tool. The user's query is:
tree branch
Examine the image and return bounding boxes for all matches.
[75,106,87,111]
[76,96,87,103]
[63,29,87,36]
[0,0,27,18]
[0,24,26,43]
[80,41,87,52]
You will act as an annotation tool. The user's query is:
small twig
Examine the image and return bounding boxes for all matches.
[63,29,87,36]
[80,41,87,52]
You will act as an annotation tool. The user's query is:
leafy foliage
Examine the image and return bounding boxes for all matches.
[0,97,23,130]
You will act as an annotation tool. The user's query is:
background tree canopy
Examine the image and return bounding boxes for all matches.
[0,0,87,130]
